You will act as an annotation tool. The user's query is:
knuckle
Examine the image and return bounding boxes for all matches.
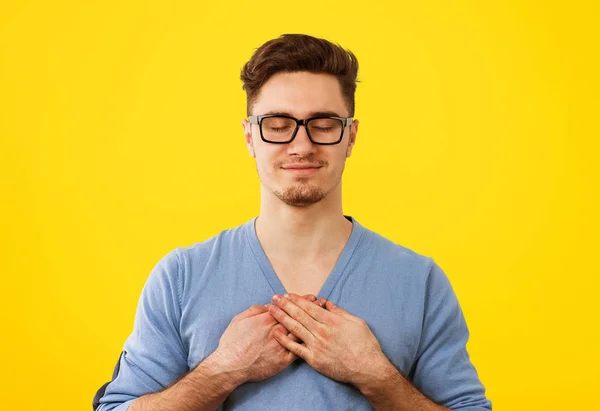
[303,303,315,316]
[307,305,321,319]
[270,306,282,318]
[303,294,316,301]
[261,316,272,326]
[290,344,301,356]
[268,328,279,339]
[291,322,303,336]
[317,325,329,339]
[278,356,289,367]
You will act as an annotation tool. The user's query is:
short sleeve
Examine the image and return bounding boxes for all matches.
[409,261,492,410]
[93,249,190,411]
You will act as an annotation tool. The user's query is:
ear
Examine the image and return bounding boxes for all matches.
[242,119,256,158]
[346,119,359,158]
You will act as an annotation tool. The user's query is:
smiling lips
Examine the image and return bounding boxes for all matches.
[282,164,322,169]
[281,164,322,174]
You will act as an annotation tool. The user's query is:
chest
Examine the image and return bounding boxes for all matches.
[268,258,336,297]
[179,246,424,379]
[182,279,421,375]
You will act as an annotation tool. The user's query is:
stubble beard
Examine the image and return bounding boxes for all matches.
[256,155,345,207]
[274,178,327,207]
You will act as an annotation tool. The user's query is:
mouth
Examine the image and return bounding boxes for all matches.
[281,164,322,174]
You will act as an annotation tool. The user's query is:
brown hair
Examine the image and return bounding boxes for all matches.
[240,34,359,117]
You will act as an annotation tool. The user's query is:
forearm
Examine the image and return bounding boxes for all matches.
[129,352,246,411]
[355,357,449,411]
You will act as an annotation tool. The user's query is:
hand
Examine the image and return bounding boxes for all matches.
[268,293,387,386]
[213,294,322,383]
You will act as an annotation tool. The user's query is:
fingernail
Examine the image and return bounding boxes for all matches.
[284,294,290,299]
[272,295,281,302]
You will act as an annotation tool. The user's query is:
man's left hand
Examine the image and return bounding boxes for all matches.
[268,293,388,386]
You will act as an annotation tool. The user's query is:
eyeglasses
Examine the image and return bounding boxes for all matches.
[248,114,353,145]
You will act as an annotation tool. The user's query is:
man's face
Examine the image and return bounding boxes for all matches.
[242,71,358,207]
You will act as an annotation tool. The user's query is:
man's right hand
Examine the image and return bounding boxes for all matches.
[211,294,325,383]
[128,295,326,411]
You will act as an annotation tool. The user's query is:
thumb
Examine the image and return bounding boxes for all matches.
[235,304,268,321]
[325,300,347,315]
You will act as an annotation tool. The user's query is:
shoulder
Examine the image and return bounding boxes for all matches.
[175,219,250,260]
[362,225,435,277]
[167,219,252,288]
[358,226,454,304]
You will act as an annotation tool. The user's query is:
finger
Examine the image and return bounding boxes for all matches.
[287,331,301,343]
[284,293,334,325]
[272,323,287,336]
[325,300,349,316]
[256,311,279,326]
[287,333,301,344]
[234,304,268,321]
[315,298,327,308]
[264,303,278,320]
[301,294,317,302]
[273,330,312,361]
[267,295,314,309]
[268,303,314,344]
[273,326,302,349]
[268,299,310,307]
[272,294,323,333]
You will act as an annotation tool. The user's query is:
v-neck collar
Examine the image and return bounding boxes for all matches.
[243,215,365,300]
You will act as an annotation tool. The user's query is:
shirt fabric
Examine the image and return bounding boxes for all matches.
[94,215,492,410]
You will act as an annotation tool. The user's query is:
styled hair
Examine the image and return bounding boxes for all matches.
[240,34,359,117]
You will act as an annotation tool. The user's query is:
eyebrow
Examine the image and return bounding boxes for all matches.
[262,110,346,118]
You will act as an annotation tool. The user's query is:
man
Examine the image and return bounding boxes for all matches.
[94,34,491,410]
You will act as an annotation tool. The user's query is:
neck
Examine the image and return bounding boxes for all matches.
[255,184,353,261]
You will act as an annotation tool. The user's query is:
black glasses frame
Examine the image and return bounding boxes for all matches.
[248,114,353,145]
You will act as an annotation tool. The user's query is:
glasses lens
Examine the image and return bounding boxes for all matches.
[261,117,297,142]
[307,118,343,144]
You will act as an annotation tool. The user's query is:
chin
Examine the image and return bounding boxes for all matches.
[271,181,326,206]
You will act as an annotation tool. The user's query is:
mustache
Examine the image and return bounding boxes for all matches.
[276,158,328,168]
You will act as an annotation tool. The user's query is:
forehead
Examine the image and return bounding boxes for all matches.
[252,71,348,117]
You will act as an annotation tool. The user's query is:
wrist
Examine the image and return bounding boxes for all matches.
[353,354,400,398]
[200,350,248,390]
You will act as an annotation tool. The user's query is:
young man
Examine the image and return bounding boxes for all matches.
[94,34,491,411]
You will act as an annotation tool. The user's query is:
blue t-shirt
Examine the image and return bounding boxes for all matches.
[94,216,492,410]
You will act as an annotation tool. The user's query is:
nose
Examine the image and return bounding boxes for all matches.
[286,124,316,156]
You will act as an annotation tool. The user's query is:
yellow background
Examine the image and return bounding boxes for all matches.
[1,1,598,409]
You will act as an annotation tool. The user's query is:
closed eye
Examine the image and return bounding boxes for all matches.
[268,127,292,132]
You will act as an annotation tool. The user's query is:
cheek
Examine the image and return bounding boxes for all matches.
[329,150,349,171]
[254,149,280,175]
